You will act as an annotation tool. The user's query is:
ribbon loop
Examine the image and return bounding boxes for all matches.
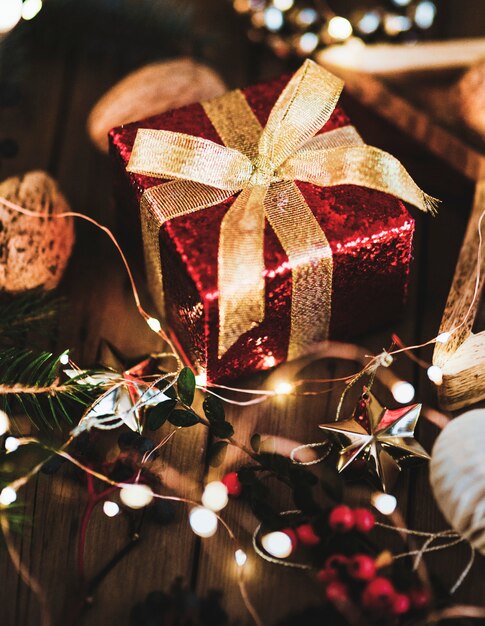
[128,128,253,191]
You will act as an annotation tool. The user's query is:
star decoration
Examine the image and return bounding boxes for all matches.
[66,341,173,435]
[319,390,430,492]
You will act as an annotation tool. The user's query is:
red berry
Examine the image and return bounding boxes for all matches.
[325,554,349,573]
[282,528,298,550]
[354,508,375,533]
[362,577,396,610]
[329,505,355,532]
[221,472,242,497]
[296,523,320,546]
[316,568,336,584]
[348,554,377,581]
[325,581,349,604]
[392,593,411,615]
[409,587,431,610]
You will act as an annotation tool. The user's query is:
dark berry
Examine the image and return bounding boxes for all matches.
[362,577,395,610]
[329,505,355,532]
[392,593,411,615]
[347,555,376,581]
[282,528,298,550]
[296,523,320,546]
[325,554,349,574]
[221,472,242,497]
[354,508,375,533]
[325,581,349,603]
[409,587,431,610]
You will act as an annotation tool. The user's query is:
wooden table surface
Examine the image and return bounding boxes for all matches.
[1,2,484,625]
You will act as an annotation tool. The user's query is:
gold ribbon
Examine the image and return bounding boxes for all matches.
[127,60,437,360]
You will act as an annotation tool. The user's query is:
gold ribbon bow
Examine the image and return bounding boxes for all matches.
[127,60,436,360]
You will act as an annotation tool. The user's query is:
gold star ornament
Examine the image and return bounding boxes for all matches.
[319,391,430,491]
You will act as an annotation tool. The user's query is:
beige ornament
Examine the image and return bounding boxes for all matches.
[87,58,227,153]
[456,60,485,140]
[429,409,485,556]
[0,171,75,292]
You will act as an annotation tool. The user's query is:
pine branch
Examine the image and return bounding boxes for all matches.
[0,290,60,349]
[0,349,99,429]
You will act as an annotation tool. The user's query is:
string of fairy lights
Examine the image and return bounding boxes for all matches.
[0,195,483,625]
[231,0,437,59]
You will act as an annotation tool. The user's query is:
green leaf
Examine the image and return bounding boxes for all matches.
[157,381,177,400]
[147,399,177,431]
[177,367,196,406]
[210,420,234,439]
[208,441,228,467]
[168,409,199,428]
[250,433,261,453]
[202,395,225,423]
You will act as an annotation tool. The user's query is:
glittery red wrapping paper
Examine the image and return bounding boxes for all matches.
[109,74,415,383]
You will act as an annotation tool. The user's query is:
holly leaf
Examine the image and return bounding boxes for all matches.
[208,441,228,467]
[147,399,177,431]
[210,420,234,439]
[202,395,225,423]
[250,433,261,453]
[168,409,199,427]
[157,381,177,400]
[177,367,196,406]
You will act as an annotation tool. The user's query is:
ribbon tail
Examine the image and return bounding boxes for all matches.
[283,145,439,215]
[140,180,236,321]
[218,186,267,357]
[264,180,333,361]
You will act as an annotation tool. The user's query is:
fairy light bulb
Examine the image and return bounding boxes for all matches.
[0,486,17,506]
[195,370,207,387]
[295,7,318,27]
[103,500,120,517]
[357,10,380,35]
[189,506,218,538]
[261,531,293,558]
[263,355,277,368]
[235,549,247,567]
[384,14,411,36]
[201,481,229,512]
[0,0,22,34]
[273,0,293,11]
[120,484,154,509]
[21,0,43,20]
[436,331,451,344]
[0,410,9,436]
[372,492,397,515]
[264,7,284,31]
[297,32,319,55]
[274,381,293,395]
[414,1,436,29]
[59,351,70,365]
[4,437,19,453]
[427,365,443,386]
[146,317,162,333]
[327,16,353,41]
[391,380,415,404]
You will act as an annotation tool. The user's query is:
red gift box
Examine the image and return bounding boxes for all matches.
[109,68,415,382]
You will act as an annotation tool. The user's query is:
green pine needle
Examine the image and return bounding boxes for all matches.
[0,349,99,430]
